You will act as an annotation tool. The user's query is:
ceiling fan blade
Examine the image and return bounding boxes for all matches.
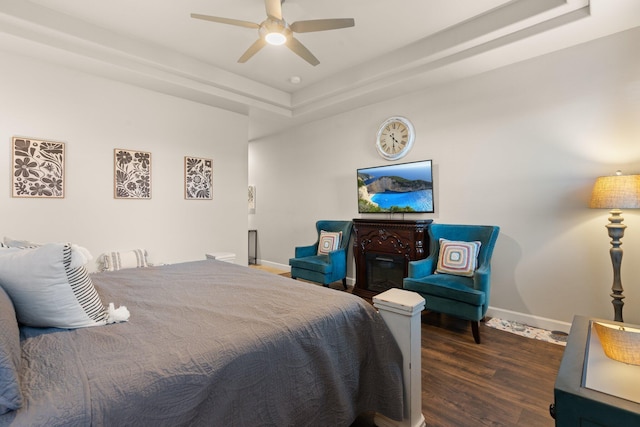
[238,39,267,63]
[286,37,320,66]
[191,13,259,29]
[264,0,283,20]
[290,18,355,33]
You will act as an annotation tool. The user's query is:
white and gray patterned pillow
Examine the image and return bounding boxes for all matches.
[99,249,149,272]
[0,243,108,328]
[3,236,40,248]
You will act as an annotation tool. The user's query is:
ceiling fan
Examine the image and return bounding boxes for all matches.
[191,0,355,66]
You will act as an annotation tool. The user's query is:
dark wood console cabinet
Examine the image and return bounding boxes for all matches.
[352,218,432,299]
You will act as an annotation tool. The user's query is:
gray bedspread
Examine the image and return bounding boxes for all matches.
[1,260,403,426]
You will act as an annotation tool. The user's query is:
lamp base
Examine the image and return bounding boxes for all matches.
[605,209,626,322]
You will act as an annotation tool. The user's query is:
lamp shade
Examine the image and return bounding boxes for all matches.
[590,174,640,209]
[594,322,640,365]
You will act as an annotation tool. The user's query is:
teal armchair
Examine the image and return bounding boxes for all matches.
[403,224,500,343]
[289,220,353,289]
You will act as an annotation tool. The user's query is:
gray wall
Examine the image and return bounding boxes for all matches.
[249,27,640,330]
[0,50,249,269]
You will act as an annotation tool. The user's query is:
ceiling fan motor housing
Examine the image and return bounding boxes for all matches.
[260,18,291,44]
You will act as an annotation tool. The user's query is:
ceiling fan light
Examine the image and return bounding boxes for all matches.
[265,32,287,45]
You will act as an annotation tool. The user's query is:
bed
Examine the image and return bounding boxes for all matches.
[0,256,405,426]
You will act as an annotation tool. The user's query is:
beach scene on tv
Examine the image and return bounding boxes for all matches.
[358,161,434,213]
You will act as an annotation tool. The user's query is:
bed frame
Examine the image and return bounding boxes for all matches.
[373,288,427,427]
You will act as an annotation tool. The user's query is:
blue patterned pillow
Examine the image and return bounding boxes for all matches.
[435,239,481,277]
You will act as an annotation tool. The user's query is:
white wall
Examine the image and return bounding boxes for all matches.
[0,50,249,269]
[249,27,640,329]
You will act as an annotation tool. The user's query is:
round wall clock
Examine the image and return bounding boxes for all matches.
[375,116,415,161]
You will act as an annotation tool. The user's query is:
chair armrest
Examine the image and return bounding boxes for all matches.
[408,256,436,278]
[295,244,317,258]
[327,248,348,274]
[473,265,491,292]
[327,247,346,263]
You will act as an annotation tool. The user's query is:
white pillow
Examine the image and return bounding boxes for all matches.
[0,243,109,328]
[99,249,149,272]
[2,236,92,267]
[3,236,39,248]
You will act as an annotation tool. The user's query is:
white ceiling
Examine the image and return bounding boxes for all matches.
[1,0,639,139]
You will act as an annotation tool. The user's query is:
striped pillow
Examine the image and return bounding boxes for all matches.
[0,243,108,328]
[99,249,148,272]
[317,230,342,255]
[435,239,481,277]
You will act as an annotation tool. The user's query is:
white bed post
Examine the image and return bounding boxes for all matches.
[373,288,426,427]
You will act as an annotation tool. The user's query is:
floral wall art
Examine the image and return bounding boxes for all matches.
[248,185,256,211]
[114,148,151,199]
[184,156,213,200]
[12,137,65,198]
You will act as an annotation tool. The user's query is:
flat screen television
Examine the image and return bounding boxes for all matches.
[357,160,434,213]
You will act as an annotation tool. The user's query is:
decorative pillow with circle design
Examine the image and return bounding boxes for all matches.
[435,238,482,277]
[317,230,342,255]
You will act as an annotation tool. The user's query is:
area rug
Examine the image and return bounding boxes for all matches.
[485,318,567,346]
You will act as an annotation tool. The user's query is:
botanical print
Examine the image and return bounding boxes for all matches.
[184,156,212,200]
[114,149,151,199]
[248,185,256,210]
[12,137,65,198]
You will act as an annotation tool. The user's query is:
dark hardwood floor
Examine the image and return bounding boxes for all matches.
[276,272,566,426]
[352,313,565,427]
[418,313,564,426]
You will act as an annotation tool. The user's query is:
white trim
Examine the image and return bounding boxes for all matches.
[256,259,290,271]
[486,306,572,334]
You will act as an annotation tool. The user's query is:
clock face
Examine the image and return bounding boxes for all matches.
[376,116,415,160]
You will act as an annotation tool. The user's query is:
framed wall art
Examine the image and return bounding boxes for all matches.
[184,156,212,200]
[114,148,151,199]
[248,185,256,211]
[12,137,65,198]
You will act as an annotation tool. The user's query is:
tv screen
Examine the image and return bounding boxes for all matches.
[357,160,434,213]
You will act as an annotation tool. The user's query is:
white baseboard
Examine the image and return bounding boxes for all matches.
[255,259,290,271]
[260,260,570,333]
[486,307,572,334]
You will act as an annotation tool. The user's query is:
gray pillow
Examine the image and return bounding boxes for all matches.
[0,285,22,414]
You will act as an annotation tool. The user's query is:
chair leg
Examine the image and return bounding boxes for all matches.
[471,321,481,344]
[342,278,347,290]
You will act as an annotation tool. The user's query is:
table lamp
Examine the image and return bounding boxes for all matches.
[589,171,640,322]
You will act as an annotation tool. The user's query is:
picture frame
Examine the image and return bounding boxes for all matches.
[248,185,256,211]
[12,136,65,198]
[114,148,151,199]
[184,156,213,200]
